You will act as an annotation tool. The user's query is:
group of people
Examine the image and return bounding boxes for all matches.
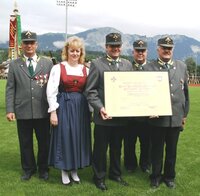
[5,30,189,191]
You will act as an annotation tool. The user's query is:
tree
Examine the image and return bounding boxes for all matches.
[0,49,8,63]
[185,57,196,76]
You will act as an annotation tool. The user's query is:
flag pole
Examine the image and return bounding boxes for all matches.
[56,0,78,41]
[65,0,68,41]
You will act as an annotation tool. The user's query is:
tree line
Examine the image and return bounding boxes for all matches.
[0,48,199,76]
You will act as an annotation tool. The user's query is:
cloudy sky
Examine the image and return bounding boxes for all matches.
[1,0,200,43]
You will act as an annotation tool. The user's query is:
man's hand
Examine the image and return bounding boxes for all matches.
[182,117,187,127]
[6,113,16,121]
[149,115,159,119]
[100,107,112,120]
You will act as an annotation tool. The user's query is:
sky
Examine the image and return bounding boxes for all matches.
[1,0,200,43]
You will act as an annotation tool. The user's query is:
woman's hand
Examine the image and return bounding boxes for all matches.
[50,111,58,126]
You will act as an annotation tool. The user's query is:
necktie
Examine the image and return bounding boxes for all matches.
[136,64,143,70]
[164,63,169,70]
[28,57,34,76]
[107,56,119,71]
[111,60,119,71]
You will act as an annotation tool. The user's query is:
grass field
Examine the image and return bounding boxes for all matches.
[0,80,200,196]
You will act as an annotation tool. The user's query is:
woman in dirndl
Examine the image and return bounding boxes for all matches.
[47,36,91,185]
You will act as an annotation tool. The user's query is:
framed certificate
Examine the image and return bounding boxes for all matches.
[104,71,172,117]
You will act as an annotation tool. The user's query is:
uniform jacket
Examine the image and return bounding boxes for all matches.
[132,60,146,71]
[85,55,133,126]
[131,60,148,123]
[143,59,189,128]
[6,56,53,119]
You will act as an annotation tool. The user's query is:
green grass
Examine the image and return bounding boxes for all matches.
[0,80,200,196]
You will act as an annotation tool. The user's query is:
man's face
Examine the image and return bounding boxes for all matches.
[133,49,147,64]
[21,41,38,57]
[106,44,122,59]
[157,46,173,62]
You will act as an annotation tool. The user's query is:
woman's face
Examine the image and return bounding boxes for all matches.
[68,47,81,62]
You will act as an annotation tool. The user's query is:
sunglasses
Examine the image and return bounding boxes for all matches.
[135,49,146,53]
[108,45,122,48]
[23,41,36,45]
[161,46,173,50]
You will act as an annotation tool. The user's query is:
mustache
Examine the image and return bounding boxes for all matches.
[163,51,171,55]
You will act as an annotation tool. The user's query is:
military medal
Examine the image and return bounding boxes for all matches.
[35,73,49,87]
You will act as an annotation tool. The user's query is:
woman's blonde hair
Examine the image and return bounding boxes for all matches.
[61,36,85,64]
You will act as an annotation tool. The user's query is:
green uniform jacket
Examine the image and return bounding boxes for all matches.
[6,56,53,119]
[143,59,189,128]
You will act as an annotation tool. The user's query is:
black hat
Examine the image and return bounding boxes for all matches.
[21,31,37,42]
[106,33,122,45]
[158,36,174,47]
[133,40,147,49]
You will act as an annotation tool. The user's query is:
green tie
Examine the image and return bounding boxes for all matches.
[164,63,169,70]
[107,56,119,71]
[28,57,34,76]
[111,60,119,71]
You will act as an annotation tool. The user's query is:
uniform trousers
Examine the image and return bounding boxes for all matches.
[17,118,50,173]
[124,120,151,170]
[150,126,180,181]
[92,124,124,181]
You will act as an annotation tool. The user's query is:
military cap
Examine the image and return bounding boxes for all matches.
[158,36,174,47]
[133,40,147,49]
[106,33,122,45]
[21,31,37,42]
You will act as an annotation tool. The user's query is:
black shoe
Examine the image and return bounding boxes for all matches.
[163,179,175,189]
[39,171,49,180]
[70,175,81,184]
[62,181,73,186]
[21,171,35,181]
[150,178,161,188]
[93,178,107,191]
[72,179,81,184]
[126,167,137,173]
[141,167,150,173]
[109,176,129,186]
[125,165,137,173]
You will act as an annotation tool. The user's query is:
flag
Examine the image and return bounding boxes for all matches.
[9,14,22,60]
[9,15,17,48]
[16,15,22,47]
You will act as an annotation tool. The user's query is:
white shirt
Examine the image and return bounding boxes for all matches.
[46,61,89,113]
[24,54,38,71]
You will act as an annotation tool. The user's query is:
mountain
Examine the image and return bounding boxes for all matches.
[1,27,200,62]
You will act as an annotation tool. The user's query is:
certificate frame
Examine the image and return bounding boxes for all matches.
[104,71,172,117]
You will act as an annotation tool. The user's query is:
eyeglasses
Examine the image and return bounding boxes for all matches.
[135,49,146,53]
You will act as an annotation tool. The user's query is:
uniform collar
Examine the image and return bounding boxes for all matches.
[133,59,146,68]
[158,58,173,66]
[23,54,39,62]
[106,55,121,63]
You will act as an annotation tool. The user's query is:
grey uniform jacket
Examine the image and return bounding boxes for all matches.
[85,56,133,126]
[143,59,189,128]
[6,56,53,119]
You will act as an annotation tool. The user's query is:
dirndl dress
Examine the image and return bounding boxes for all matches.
[48,63,91,170]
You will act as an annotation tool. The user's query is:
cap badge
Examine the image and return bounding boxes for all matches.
[25,31,32,38]
[138,40,144,47]
[113,34,119,41]
[165,37,172,44]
